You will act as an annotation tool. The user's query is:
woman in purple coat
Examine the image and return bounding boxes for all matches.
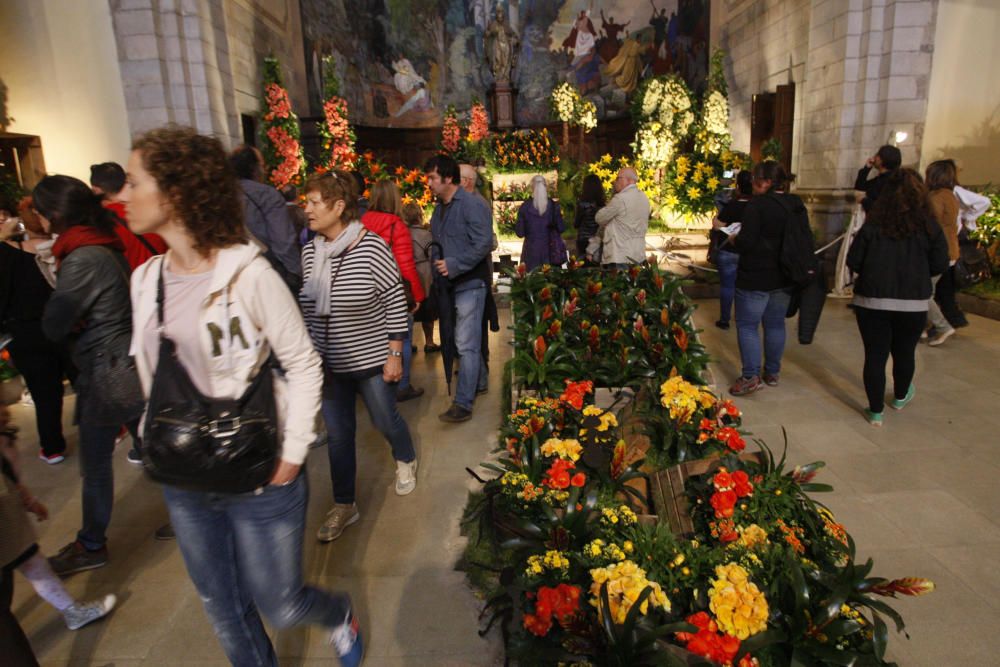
[515,175,566,271]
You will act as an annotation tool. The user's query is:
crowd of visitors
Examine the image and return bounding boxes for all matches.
[0,119,990,665]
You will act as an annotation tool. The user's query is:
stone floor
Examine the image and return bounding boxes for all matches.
[9,298,1000,665]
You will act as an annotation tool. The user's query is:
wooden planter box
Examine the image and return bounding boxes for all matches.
[648,451,763,537]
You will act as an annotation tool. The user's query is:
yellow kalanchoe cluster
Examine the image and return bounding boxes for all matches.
[708,563,769,639]
[659,376,715,424]
[589,560,671,624]
[736,524,769,550]
[584,539,627,563]
[540,438,583,461]
[584,405,619,432]
[526,550,571,577]
[600,505,638,527]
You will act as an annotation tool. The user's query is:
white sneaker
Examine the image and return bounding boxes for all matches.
[395,460,418,496]
[63,594,116,630]
[928,328,955,347]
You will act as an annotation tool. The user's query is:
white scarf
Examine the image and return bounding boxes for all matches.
[303,220,364,317]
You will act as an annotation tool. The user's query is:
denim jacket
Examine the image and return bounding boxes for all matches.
[429,188,493,290]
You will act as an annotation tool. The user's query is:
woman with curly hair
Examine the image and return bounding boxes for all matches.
[846,168,950,426]
[123,126,362,666]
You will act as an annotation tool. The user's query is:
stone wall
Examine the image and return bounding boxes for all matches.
[108,0,306,148]
[716,0,939,192]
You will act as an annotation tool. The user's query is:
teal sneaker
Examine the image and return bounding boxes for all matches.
[864,409,883,427]
[890,385,915,411]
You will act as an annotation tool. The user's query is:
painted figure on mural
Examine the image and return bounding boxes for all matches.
[392,58,432,117]
[485,6,519,84]
[561,10,601,94]
[598,10,631,62]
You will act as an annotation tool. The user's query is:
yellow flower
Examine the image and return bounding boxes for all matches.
[664,194,680,208]
[687,186,702,199]
[708,563,769,639]
[526,550,570,577]
[596,412,618,432]
[582,405,602,416]
[707,177,720,191]
[674,173,687,185]
[541,438,583,462]
[659,376,709,424]
[589,560,670,624]
[737,524,769,550]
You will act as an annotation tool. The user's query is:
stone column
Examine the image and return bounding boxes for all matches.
[108,0,241,146]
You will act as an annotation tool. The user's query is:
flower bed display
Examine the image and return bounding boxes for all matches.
[259,57,307,190]
[489,129,560,173]
[461,263,933,665]
[509,262,708,397]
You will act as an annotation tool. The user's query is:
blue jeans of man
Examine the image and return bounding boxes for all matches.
[400,314,414,390]
[322,372,416,505]
[716,249,739,325]
[77,418,138,551]
[164,475,350,667]
[735,288,792,378]
[454,282,488,411]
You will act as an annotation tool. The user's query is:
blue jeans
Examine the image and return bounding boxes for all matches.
[400,314,414,390]
[164,475,350,667]
[454,282,488,410]
[735,288,792,378]
[76,417,138,550]
[716,250,739,324]
[322,372,415,504]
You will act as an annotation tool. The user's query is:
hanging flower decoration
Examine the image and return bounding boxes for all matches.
[467,100,490,143]
[259,57,306,189]
[576,97,598,133]
[442,106,461,154]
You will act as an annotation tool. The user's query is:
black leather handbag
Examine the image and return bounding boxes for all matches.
[141,265,279,493]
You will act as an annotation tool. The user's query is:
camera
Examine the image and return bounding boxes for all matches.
[10,220,27,242]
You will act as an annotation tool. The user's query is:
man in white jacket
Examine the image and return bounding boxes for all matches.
[592,168,650,268]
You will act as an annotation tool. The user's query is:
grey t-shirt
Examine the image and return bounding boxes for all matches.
[143,268,214,396]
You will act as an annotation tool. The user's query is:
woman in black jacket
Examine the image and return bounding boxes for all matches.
[32,176,143,576]
[728,161,798,396]
[0,198,74,463]
[574,174,605,261]
[846,168,949,426]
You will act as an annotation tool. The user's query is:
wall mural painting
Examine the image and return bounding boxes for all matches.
[300,0,710,128]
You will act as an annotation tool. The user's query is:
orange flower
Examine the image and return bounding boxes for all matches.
[672,323,689,351]
[710,489,737,518]
[559,380,593,410]
[533,336,547,363]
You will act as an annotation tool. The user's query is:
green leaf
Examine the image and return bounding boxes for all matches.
[872,611,888,661]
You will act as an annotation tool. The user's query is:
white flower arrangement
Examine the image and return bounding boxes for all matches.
[634,121,675,167]
[703,91,729,135]
[551,82,579,123]
[638,75,693,142]
[576,98,598,132]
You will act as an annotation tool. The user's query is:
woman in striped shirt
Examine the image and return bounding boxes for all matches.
[300,171,418,544]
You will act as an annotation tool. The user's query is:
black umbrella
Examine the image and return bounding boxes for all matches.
[430,241,458,395]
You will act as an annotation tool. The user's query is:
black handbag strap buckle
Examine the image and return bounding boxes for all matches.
[207,416,241,438]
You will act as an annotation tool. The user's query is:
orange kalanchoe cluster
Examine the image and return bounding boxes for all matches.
[559,380,594,410]
[676,612,756,666]
[522,584,581,637]
[542,459,586,490]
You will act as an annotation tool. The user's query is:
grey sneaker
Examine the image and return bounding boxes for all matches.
[395,460,418,496]
[318,503,360,543]
[928,328,955,347]
[63,594,117,630]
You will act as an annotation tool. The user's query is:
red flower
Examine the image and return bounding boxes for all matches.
[716,426,746,453]
[539,286,552,301]
[672,323,689,352]
[570,472,586,487]
[710,490,737,518]
[698,418,715,432]
[533,336,547,363]
[732,470,753,497]
[610,439,626,479]
[541,304,554,321]
[559,380,593,410]
[523,584,581,636]
[660,308,670,327]
[523,611,552,636]
[543,459,574,489]
[587,281,602,296]
[517,263,527,277]
[562,297,578,317]
[636,289,647,305]
[713,470,734,491]
[588,325,600,349]
[547,320,562,337]
[717,399,741,420]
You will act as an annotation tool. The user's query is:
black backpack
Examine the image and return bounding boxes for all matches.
[767,193,818,286]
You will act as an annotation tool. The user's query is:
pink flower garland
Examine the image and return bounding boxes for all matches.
[264,83,292,122]
[266,126,303,190]
[468,102,490,142]
[322,96,355,170]
[442,112,461,154]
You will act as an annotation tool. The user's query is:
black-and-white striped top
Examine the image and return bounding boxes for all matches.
[300,232,408,375]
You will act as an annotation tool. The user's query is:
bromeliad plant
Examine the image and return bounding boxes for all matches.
[509,261,709,395]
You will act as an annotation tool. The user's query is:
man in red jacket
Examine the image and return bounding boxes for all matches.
[90,162,167,271]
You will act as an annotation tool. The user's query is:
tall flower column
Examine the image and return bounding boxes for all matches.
[318,56,356,173]
[259,57,307,190]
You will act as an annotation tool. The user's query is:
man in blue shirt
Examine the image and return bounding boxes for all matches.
[424,155,493,422]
